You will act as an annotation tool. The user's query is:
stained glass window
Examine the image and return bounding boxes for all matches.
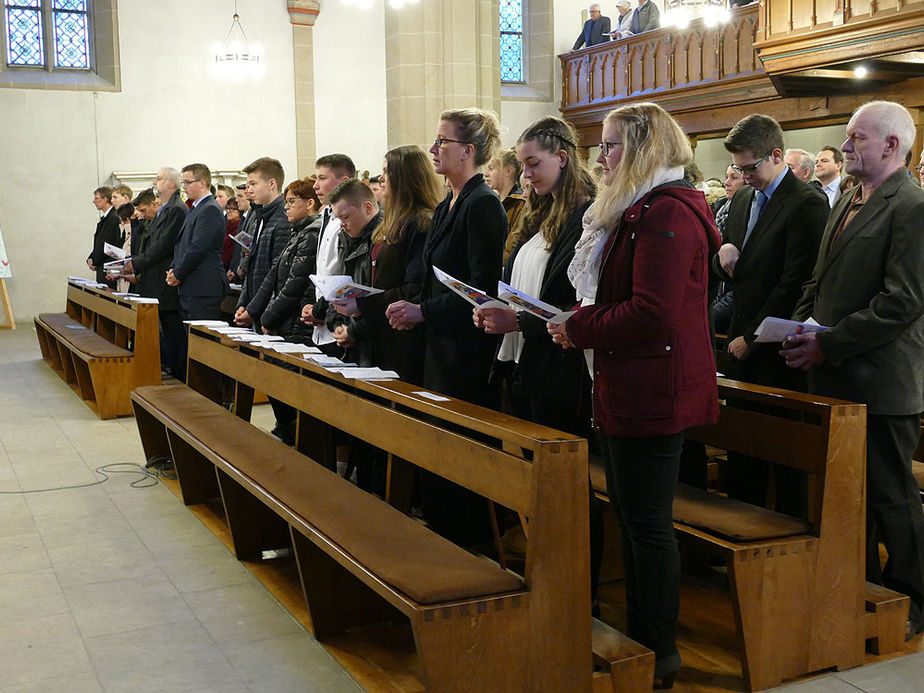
[500,0,523,83]
[4,0,90,69]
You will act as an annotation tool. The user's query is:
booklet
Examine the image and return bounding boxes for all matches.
[753,316,827,343]
[309,274,383,301]
[304,354,352,368]
[433,267,505,309]
[332,367,399,380]
[268,342,322,354]
[230,333,285,342]
[125,296,159,304]
[231,230,253,250]
[104,242,127,260]
[183,319,228,326]
[496,281,575,325]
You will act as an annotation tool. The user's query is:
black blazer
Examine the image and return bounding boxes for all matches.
[573,16,611,50]
[712,169,828,382]
[419,174,507,407]
[172,195,228,299]
[503,201,589,407]
[131,192,187,311]
[88,208,121,284]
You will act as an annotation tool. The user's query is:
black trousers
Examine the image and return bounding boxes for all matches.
[866,413,924,624]
[159,309,185,379]
[177,293,223,383]
[598,431,684,666]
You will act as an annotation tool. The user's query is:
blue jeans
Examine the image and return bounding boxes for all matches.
[599,431,685,667]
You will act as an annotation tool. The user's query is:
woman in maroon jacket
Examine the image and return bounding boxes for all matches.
[550,102,721,689]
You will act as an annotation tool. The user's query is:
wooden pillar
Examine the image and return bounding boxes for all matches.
[287,0,320,178]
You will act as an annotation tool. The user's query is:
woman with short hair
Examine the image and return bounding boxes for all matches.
[549,102,721,689]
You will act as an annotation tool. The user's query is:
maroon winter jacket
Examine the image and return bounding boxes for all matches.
[566,183,722,437]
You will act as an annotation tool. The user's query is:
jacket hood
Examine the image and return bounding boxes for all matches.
[627,182,722,255]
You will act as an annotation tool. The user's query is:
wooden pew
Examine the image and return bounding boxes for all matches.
[129,325,655,692]
[592,379,897,690]
[34,280,160,418]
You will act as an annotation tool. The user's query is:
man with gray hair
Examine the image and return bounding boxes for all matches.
[572,3,611,50]
[151,167,186,212]
[783,100,924,640]
[783,148,815,183]
[609,0,635,38]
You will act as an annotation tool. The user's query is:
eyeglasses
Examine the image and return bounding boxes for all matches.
[599,141,623,156]
[284,198,303,207]
[433,137,469,149]
[731,150,773,175]
[180,178,201,187]
[916,165,924,174]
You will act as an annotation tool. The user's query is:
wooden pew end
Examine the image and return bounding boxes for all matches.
[591,618,654,693]
[864,581,910,655]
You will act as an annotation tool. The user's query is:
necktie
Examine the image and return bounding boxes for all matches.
[743,191,766,247]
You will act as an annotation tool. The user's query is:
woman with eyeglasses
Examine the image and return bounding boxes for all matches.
[245,177,321,443]
[548,103,721,689]
[386,108,507,545]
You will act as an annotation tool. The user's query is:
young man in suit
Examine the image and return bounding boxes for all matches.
[87,186,121,286]
[814,146,844,207]
[713,114,829,514]
[572,4,611,50]
[783,101,924,640]
[167,163,227,379]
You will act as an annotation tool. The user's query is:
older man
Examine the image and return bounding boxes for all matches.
[783,101,924,640]
[783,148,815,183]
[572,4,611,50]
[630,0,660,34]
[610,0,634,38]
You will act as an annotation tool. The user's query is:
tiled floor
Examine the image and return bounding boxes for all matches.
[0,328,361,692]
[1,326,923,692]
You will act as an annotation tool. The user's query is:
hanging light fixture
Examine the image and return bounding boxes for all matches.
[211,0,264,80]
[662,0,731,30]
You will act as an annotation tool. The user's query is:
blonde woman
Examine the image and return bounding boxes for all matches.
[549,103,721,689]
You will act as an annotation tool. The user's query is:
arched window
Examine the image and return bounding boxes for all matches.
[4,0,91,69]
[500,0,523,83]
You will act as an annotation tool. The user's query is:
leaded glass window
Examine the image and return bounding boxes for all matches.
[500,0,523,83]
[4,0,90,69]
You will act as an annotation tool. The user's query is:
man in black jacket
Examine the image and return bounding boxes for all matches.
[87,186,121,286]
[713,114,829,513]
[572,4,611,50]
[125,185,187,377]
[234,157,291,332]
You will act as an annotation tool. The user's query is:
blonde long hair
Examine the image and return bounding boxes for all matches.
[377,145,444,245]
[588,102,693,230]
[512,117,595,249]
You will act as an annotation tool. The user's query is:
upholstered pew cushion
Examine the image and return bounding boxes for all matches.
[673,483,812,542]
[38,313,132,359]
[133,385,525,605]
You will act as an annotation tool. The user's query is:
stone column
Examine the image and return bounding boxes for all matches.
[384,0,501,151]
[288,0,320,178]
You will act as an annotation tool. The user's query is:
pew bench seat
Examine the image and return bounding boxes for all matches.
[37,312,133,358]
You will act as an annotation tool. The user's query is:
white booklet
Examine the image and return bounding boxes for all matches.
[753,316,827,343]
[433,266,505,309]
[231,230,253,250]
[309,274,383,301]
[183,319,229,326]
[334,367,399,380]
[231,333,285,342]
[269,342,322,354]
[104,242,126,260]
[497,281,575,325]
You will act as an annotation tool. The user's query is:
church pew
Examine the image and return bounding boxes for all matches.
[129,325,654,692]
[34,280,160,418]
[592,379,896,690]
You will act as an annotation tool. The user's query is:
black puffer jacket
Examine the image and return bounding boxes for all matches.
[251,214,320,338]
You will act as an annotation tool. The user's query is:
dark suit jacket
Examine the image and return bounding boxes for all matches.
[419,174,507,407]
[171,194,228,299]
[88,207,121,284]
[793,169,924,415]
[131,191,187,311]
[712,169,828,383]
[573,16,611,50]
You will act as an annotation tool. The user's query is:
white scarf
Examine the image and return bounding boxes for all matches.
[568,165,684,302]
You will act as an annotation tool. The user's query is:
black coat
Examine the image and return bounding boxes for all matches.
[503,201,589,406]
[712,169,828,384]
[251,214,319,339]
[355,218,428,384]
[88,207,121,284]
[131,191,188,311]
[238,195,292,321]
[419,174,507,406]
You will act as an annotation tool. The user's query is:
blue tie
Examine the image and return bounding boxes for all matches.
[743,191,766,247]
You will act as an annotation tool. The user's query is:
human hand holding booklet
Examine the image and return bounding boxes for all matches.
[433,267,505,309]
[433,268,574,323]
[309,274,383,301]
[753,316,827,343]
